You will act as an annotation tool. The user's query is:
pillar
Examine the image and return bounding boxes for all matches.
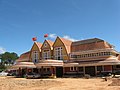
[95,66,97,76]
[83,66,85,76]
[51,66,56,76]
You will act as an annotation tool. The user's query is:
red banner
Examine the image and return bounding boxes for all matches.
[32,37,37,41]
[44,34,48,38]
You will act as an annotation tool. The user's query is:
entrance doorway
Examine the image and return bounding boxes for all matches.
[85,66,95,76]
[56,67,63,77]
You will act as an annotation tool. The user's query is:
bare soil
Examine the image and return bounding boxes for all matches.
[0,76,120,90]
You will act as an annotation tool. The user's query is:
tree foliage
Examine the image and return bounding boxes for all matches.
[0,52,19,62]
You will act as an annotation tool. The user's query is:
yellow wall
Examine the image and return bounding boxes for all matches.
[30,43,41,62]
[29,38,69,61]
[41,41,52,59]
[53,37,69,60]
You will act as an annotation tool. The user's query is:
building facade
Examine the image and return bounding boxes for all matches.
[12,37,120,77]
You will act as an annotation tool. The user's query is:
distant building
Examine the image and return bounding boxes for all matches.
[11,37,120,77]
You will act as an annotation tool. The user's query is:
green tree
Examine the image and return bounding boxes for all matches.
[0,64,6,72]
[0,52,19,64]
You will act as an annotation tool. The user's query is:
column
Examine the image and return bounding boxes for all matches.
[63,67,65,76]
[41,66,43,77]
[95,66,97,76]
[51,66,53,76]
[83,66,85,76]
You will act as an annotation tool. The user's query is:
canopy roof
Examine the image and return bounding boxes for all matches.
[35,59,63,67]
[10,62,36,69]
[64,59,120,67]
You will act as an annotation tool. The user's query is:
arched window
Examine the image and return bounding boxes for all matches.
[32,51,39,63]
[54,47,63,60]
[43,50,50,59]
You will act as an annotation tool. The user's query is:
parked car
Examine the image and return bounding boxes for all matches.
[26,72,40,79]
[97,71,112,77]
[112,70,120,75]
[0,71,8,76]
[7,72,16,76]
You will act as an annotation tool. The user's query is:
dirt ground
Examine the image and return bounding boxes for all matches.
[0,76,120,90]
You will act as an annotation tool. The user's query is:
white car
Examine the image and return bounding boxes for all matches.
[0,71,8,76]
[26,73,40,79]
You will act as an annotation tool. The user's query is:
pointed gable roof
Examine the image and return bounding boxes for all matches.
[35,41,42,51]
[31,41,42,52]
[53,36,72,54]
[46,40,54,47]
[41,40,54,50]
[60,37,72,54]
[59,37,72,46]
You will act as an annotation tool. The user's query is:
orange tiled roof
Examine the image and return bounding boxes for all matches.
[72,38,103,45]
[16,51,30,62]
[59,37,72,46]
[41,40,54,50]
[34,41,42,51]
[118,55,120,60]
[71,38,113,52]
[46,40,54,47]
[59,37,72,54]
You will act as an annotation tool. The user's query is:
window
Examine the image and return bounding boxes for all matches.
[70,67,77,71]
[72,51,113,59]
[97,66,103,71]
[44,43,47,47]
[107,52,110,55]
[74,67,77,71]
[78,67,83,72]
[32,51,39,63]
[92,53,94,57]
[103,52,105,55]
[96,53,99,56]
[70,67,73,71]
[116,65,120,68]
[43,50,50,59]
[101,52,104,56]
[54,47,63,60]
[43,68,50,72]
[77,55,80,58]
[71,55,77,58]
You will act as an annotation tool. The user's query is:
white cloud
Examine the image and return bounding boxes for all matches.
[49,33,57,39]
[48,33,78,42]
[63,35,78,42]
[0,47,6,54]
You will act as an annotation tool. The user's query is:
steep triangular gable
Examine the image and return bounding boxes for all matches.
[53,37,64,47]
[41,40,54,50]
[31,41,42,52]
[59,37,72,54]
[30,42,42,62]
[47,40,54,49]
[53,36,72,54]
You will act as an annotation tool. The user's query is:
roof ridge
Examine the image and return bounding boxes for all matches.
[73,38,103,43]
[72,38,104,45]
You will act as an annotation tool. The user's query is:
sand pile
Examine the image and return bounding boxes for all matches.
[108,78,120,86]
[1,77,120,90]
